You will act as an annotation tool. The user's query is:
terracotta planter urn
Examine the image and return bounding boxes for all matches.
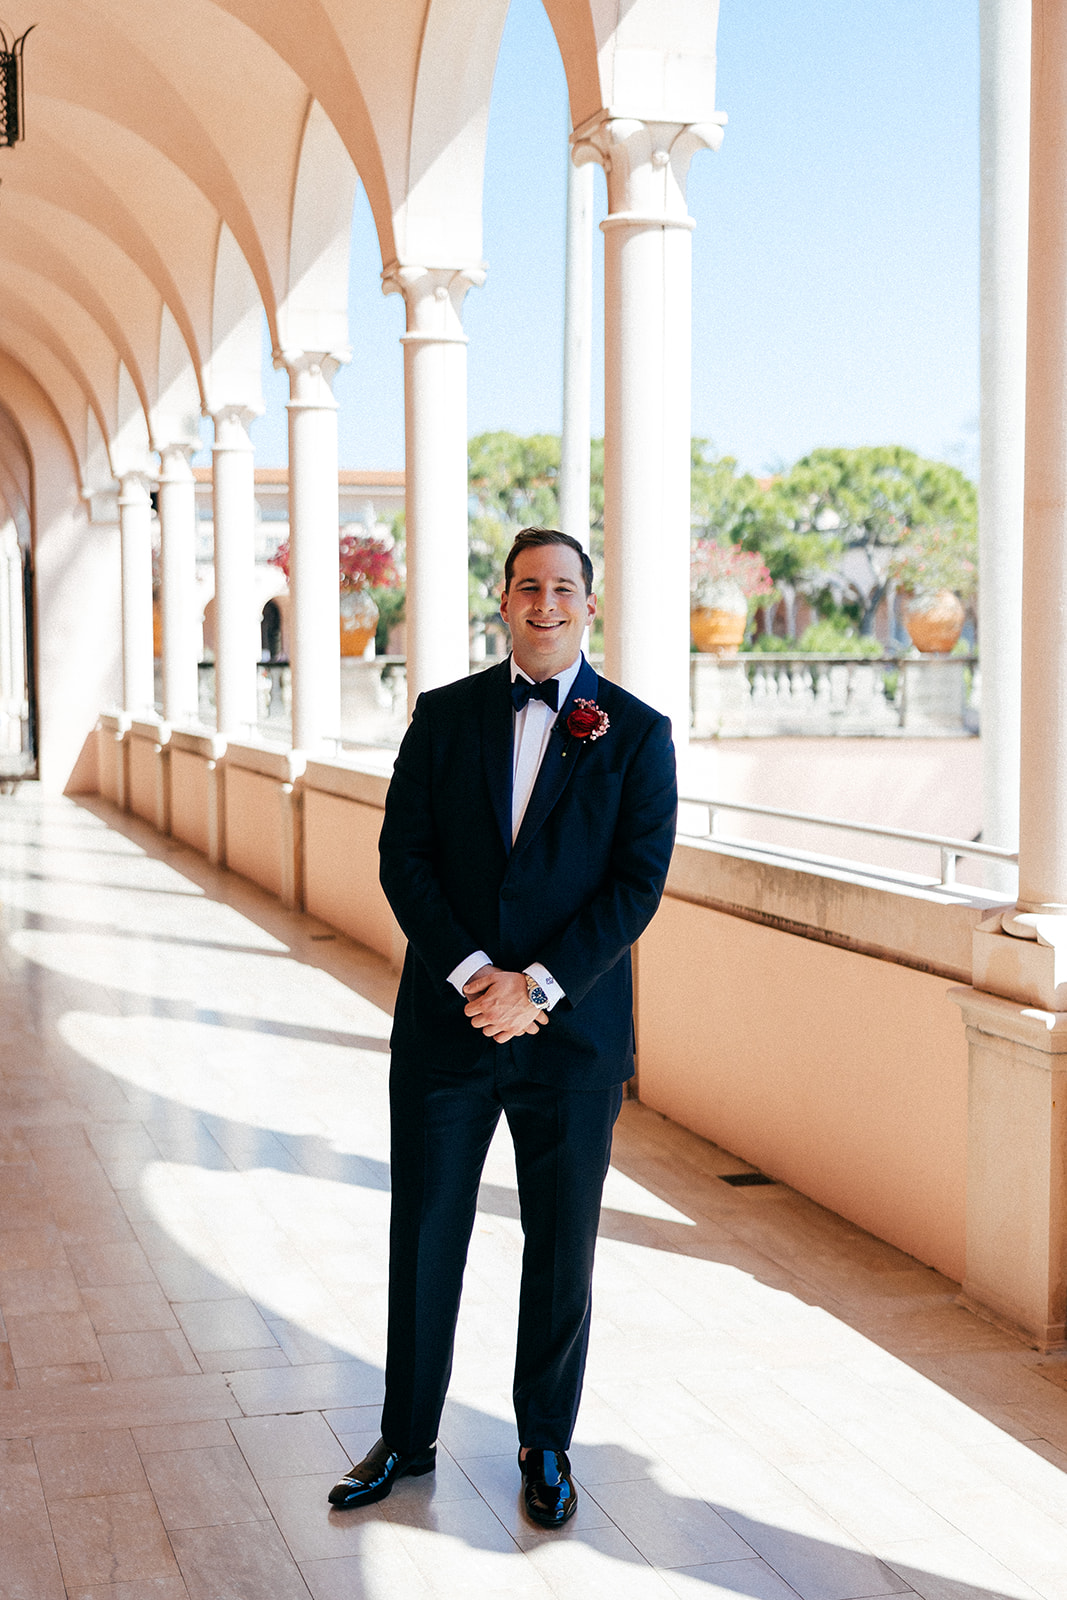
[339,586,379,656]
[690,579,748,656]
[905,589,965,654]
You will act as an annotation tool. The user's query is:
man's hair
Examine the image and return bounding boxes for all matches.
[504,527,594,595]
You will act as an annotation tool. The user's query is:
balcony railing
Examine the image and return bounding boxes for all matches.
[182,652,981,749]
[691,652,979,738]
[192,658,410,748]
[678,793,1016,894]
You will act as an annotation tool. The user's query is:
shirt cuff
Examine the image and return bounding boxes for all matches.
[525,962,564,1011]
[448,950,492,996]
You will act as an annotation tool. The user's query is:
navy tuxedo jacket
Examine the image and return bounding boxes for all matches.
[379,655,678,1089]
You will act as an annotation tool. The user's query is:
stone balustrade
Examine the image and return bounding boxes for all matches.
[691,653,979,739]
[181,651,980,747]
[190,658,410,749]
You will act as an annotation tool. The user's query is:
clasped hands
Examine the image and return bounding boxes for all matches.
[462,964,548,1043]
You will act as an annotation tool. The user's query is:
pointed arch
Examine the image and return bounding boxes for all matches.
[0,409,32,544]
[0,208,161,415]
[0,321,94,490]
[397,0,512,264]
[154,306,203,451]
[205,223,265,416]
[110,364,154,480]
[278,98,359,358]
[543,0,721,126]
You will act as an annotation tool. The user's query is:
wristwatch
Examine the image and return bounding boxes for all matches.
[524,973,550,1009]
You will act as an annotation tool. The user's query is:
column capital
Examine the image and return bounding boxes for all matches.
[274,350,343,409]
[117,471,153,505]
[381,262,486,343]
[571,111,726,222]
[211,405,257,453]
[155,441,196,483]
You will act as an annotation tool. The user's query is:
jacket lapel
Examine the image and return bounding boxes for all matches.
[512,655,600,855]
[481,659,514,853]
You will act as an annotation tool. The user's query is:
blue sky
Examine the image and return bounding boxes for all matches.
[245,0,980,479]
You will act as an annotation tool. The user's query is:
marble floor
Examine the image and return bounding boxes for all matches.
[1,790,1066,1600]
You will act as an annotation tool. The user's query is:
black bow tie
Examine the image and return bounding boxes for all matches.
[511,675,560,713]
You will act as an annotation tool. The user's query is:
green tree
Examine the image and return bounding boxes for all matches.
[468,432,561,528]
[466,431,609,637]
[689,443,762,544]
[689,442,839,638]
[467,433,562,624]
[776,445,976,635]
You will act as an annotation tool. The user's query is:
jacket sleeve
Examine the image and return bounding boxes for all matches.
[378,693,485,984]
[533,712,677,1006]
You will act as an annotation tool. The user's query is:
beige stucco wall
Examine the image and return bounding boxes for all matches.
[637,895,970,1281]
[95,720,124,806]
[127,734,160,828]
[0,359,121,795]
[303,788,399,963]
[224,765,288,899]
[170,747,212,856]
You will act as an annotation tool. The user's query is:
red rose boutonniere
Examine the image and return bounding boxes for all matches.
[561,698,610,757]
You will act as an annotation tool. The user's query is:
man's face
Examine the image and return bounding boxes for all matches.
[500,544,596,682]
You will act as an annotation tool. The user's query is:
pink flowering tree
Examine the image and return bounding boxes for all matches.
[690,541,774,612]
[270,533,401,593]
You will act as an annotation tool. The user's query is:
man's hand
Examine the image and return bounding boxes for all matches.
[462,965,547,1043]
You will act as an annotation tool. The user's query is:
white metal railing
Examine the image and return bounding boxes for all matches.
[678,794,1017,890]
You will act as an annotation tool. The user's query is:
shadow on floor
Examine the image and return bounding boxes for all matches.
[0,789,1051,1598]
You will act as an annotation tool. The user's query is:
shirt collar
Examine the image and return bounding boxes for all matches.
[509,652,583,706]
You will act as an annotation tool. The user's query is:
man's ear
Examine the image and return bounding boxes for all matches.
[500,585,510,623]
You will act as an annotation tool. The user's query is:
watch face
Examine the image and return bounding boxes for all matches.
[526,978,549,1008]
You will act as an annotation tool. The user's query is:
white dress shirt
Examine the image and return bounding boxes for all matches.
[447,655,583,1011]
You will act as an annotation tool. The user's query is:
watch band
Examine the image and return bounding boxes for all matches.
[524,973,549,1009]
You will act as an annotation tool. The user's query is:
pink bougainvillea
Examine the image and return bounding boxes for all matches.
[270,533,401,592]
[690,541,774,605]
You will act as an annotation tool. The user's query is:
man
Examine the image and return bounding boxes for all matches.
[329,528,677,1527]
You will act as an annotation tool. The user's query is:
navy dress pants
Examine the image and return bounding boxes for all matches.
[381,1044,623,1455]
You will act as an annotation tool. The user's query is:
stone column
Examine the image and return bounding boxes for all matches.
[157,443,200,726]
[560,154,595,551]
[279,354,341,755]
[118,473,155,715]
[211,406,259,738]
[383,263,484,717]
[574,114,725,748]
[1004,0,1067,947]
[979,0,1030,879]
[954,0,1067,1350]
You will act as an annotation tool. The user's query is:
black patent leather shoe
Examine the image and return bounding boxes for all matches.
[519,1447,578,1528]
[328,1437,436,1508]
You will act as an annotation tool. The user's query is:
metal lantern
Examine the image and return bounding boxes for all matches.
[0,22,33,148]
